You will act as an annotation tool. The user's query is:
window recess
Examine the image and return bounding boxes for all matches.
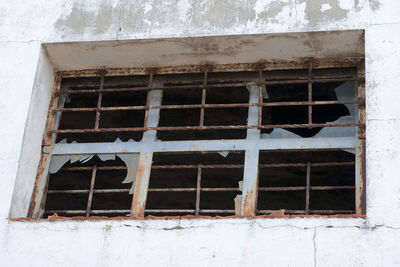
[29,61,366,219]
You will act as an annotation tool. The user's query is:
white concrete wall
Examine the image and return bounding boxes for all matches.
[0,0,400,266]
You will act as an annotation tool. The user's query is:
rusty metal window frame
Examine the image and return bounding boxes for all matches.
[28,61,366,219]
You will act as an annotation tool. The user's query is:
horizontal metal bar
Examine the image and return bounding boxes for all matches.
[148,188,196,192]
[53,100,358,113]
[152,164,243,169]
[44,209,355,215]
[46,186,355,195]
[145,209,195,213]
[148,188,241,192]
[257,209,305,214]
[199,210,235,213]
[259,162,355,168]
[59,77,361,95]
[44,209,236,215]
[145,209,235,214]
[258,186,355,191]
[44,209,130,214]
[47,190,88,194]
[60,161,354,171]
[47,137,357,155]
[311,186,355,190]
[47,189,130,194]
[310,210,355,214]
[257,209,355,214]
[259,186,305,191]
[58,60,362,78]
[52,123,359,134]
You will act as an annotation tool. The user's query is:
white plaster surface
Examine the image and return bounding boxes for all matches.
[1,0,400,266]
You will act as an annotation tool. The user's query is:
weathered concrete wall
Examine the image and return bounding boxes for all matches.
[1,0,400,266]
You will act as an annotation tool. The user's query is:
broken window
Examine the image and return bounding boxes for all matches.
[29,62,365,219]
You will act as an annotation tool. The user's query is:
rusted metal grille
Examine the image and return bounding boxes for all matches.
[29,61,366,219]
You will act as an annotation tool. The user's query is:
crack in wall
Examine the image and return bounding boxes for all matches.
[313,227,317,267]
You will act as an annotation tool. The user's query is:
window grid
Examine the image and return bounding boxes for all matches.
[29,61,366,219]
[43,160,355,217]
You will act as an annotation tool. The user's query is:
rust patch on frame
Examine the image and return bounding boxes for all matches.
[356,60,366,215]
[28,74,62,218]
[58,58,362,78]
[356,139,366,215]
[130,153,153,217]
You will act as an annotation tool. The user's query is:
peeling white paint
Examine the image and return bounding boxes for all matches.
[320,4,332,12]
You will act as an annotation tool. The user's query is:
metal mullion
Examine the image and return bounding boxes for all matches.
[241,85,260,216]
[48,137,358,155]
[305,162,311,215]
[195,164,202,216]
[86,166,97,217]
[131,80,162,217]
[94,74,105,130]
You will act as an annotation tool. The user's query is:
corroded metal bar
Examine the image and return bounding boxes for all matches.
[199,69,207,127]
[52,100,359,112]
[44,74,63,146]
[306,162,311,215]
[51,123,360,134]
[308,62,313,128]
[356,139,366,215]
[60,162,354,171]
[58,60,361,78]
[356,61,366,215]
[241,85,260,216]
[258,69,263,127]
[131,87,162,217]
[94,74,105,130]
[58,77,362,95]
[195,165,202,216]
[143,73,153,128]
[46,185,354,194]
[29,74,62,218]
[86,166,97,217]
[47,189,130,194]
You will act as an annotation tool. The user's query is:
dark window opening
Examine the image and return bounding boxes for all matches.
[257,150,355,215]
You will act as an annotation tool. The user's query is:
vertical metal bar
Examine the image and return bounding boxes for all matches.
[241,85,260,216]
[28,153,52,218]
[86,166,97,217]
[356,61,366,215]
[94,74,105,130]
[143,73,153,128]
[200,69,207,127]
[305,162,311,214]
[195,164,202,216]
[44,74,63,146]
[258,70,263,127]
[357,61,366,139]
[29,74,62,218]
[355,139,366,215]
[308,62,313,128]
[131,82,162,217]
